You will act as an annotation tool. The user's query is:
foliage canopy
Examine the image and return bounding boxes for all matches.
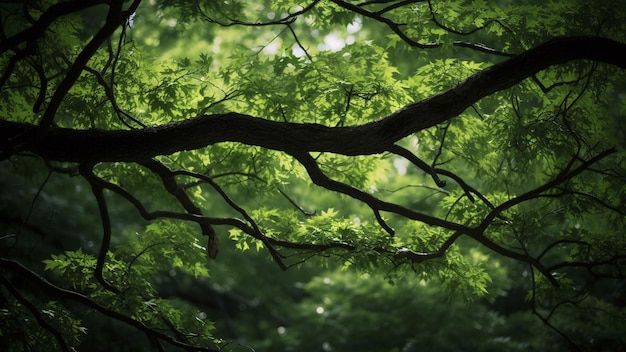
[1,0,626,351]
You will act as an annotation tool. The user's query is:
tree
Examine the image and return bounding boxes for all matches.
[1,0,625,351]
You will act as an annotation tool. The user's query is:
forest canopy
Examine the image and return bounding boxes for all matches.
[1,0,626,351]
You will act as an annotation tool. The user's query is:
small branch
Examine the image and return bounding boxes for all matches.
[278,189,316,216]
[84,66,145,129]
[427,0,486,36]
[540,189,626,216]
[537,239,589,261]
[0,276,71,352]
[291,151,468,233]
[17,168,52,240]
[37,1,129,129]
[138,159,219,258]
[373,209,395,236]
[166,167,287,266]
[31,60,48,113]
[80,164,121,294]
[547,255,626,275]
[432,121,450,167]
[0,257,219,352]
[375,0,426,15]
[531,63,596,93]
[476,148,616,233]
[329,0,439,49]
[527,263,581,350]
[0,44,32,91]
[76,170,258,235]
[0,0,107,56]
[387,144,446,187]
[358,0,398,6]
[452,41,514,57]
[531,298,585,351]
[197,0,320,27]
[387,144,502,215]
[467,150,617,286]
[393,231,462,263]
[287,23,313,63]
[265,237,355,252]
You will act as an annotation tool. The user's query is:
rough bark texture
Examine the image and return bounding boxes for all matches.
[2,36,625,162]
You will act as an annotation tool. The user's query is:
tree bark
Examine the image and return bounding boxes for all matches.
[2,36,624,163]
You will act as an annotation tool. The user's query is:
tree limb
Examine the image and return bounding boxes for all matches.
[3,37,624,162]
[0,257,219,352]
[0,276,71,352]
[80,164,121,294]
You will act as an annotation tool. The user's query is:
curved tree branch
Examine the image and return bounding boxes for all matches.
[2,36,624,162]
[475,148,617,234]
[387,144,447,187]
[80,164,121,294]
[329,0,439,49]
[0,257,219,352]
[78,164,355,263]
[0,276,71,352]
[37,0,140,129]
[0,0,109,56]
[290,150,468,233]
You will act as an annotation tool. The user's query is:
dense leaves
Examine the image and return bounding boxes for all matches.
[1,0,626,351]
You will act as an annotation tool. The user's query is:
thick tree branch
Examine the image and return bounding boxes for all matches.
[2,36,624,162]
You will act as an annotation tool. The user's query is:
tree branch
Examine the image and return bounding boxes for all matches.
[3,37,624,162]
[0,257,219,352]
[394,230,462,263]
[37,1,139,129]
[0,276,71,352]
[475,149,617,233]
[77,162,353,266]
[290,151,468,233]
[80,164,121,293]
[0,0,109,56]
[329,0,439,48]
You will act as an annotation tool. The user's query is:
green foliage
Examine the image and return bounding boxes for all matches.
[255,268,551,352]
[0,299,88,352]
[37,219,214,348]
[2,0,626,351]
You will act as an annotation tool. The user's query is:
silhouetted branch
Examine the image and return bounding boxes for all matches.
[0,276,71,352]
[388,144,446,187]
[80,164,120,294]
[330,0,439,48]
[476,149,616,233]
[138,159,220,258]
[0,257,219,352]
[4,37,624,162]
[37,1,139,129]
[291,151,469,233]
[394,231,462,263]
